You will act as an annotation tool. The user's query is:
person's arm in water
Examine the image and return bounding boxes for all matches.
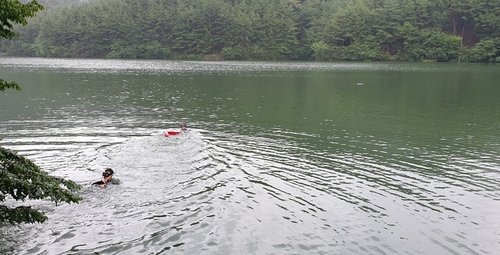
[92,176,112,188]
[92,169,116,188]
[98,176,113,188]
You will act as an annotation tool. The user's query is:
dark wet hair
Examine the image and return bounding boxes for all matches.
[103,168,114,177]
[181,123,187,128]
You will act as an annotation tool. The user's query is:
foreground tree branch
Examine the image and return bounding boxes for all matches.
[1,0,82,225]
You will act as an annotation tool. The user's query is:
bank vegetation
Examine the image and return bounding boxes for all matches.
[2,0,499,62]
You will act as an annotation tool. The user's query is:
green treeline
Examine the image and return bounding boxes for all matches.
[2,0,500,62]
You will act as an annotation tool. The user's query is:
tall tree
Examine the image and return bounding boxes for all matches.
[1,0,83,224]
[1,0,44,90]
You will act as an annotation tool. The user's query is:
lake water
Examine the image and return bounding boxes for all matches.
[1,57,499,255]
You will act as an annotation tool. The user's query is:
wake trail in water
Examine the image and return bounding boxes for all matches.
[1,121,499,255]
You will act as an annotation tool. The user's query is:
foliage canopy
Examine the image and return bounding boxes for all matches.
[1,0,500,62]
[0,0,44,91]
[0,147,83,224]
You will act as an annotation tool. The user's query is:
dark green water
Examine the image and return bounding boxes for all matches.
[1,58,499,255]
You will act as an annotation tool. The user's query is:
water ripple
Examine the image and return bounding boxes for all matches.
[1,59,499,255]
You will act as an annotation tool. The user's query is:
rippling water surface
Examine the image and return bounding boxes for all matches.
[1,58,499,255]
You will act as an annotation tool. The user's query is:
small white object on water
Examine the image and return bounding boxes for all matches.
[357,82,364,85]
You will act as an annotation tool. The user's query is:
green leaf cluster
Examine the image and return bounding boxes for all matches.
[0,0,44,40]
[0,79,21,92]
[468,38,500,62]
[0,147,82,224]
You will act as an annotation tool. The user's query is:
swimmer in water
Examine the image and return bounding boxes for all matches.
[92,168,121,188]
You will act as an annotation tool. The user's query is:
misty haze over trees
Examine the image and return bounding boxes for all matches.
[3,0,500,62]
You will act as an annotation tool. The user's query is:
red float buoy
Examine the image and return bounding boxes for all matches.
[165,131,181,137]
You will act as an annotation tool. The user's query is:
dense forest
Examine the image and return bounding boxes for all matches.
[2,0,500,62]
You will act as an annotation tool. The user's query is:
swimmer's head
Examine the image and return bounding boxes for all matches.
[102,168,114,177]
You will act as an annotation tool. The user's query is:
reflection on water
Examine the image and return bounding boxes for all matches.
[0,58,499,255]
